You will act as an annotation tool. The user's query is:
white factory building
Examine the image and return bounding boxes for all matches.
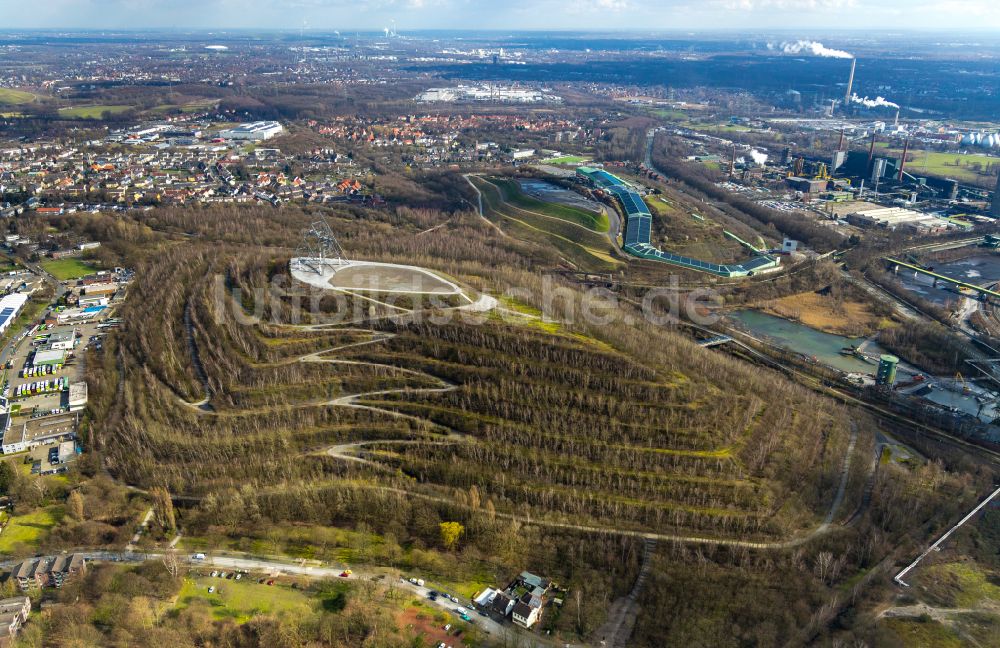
[416,85,561,104]
[0,293,28,336]
[219,121,284,141]
[848,207,946,232]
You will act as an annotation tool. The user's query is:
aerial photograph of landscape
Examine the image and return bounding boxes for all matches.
[0,0,999,646]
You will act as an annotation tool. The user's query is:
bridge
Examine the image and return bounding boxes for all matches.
[698,335,733,348]
[904,237,985,254]
[885,257,1000,300]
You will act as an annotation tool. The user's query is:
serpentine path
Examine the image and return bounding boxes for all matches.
[183,289,863,551]
[300,325,863,550]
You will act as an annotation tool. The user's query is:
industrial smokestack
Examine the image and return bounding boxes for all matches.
[844,58,857,107]
[838,129,845,151]
[730,146,737,176]
[868,132,877,164]
[898,138,909,182]
[894,109,900,127]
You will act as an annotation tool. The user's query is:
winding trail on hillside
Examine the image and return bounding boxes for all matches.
[182,291,865,552]
[303,328,863,551]
[180,301,213,412]
[463,173,508,238]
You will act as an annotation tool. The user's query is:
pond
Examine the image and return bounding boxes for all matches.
[728,310,890,375]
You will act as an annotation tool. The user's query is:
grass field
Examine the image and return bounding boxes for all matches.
[545,155,590,165]
[880,617,964,648]
[473,176,619,272]
[491,178,610,232]
[760,291,891,337]
[650,109,689,120]
[58,105,132,119]
[875,144,998,185]
[148,99,219,115]
[0,88,35,105]
[40,258,98,280]
[0,505,64,554]
[685,122,754,133]
[176,576,327,622]
[918,561,1000,608]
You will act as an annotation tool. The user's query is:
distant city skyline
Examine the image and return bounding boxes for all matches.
[2,0,999,32]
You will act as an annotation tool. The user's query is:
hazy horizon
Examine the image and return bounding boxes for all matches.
[2,0,998,32]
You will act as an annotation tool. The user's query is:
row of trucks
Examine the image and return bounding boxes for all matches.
[15,377,68,398]
[22,364,59,378]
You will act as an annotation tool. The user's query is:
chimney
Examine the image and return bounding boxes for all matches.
[898,139,909,182]
[838,129,845,151]
[894,109,900,127]
[868,132,877,164]
[729,145,736,176]
[844,58,857,106]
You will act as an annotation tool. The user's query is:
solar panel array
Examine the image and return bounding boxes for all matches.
[576,167,780,278]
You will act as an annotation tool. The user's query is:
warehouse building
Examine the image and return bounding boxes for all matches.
[0,293,28,336]
[786,176,828,194]
[219,121,284,141]
[31,349,65,369]
[1,413,77,454]
[81,282,117,297]
[847,206,946,232]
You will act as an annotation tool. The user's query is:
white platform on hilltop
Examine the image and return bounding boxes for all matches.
[290,258,464,295]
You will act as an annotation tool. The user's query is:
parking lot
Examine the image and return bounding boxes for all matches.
[4,316,108,418]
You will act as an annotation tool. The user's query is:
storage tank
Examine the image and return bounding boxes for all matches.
[876,355,899,386]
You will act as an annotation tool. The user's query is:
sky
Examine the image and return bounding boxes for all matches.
[2,0,999,31]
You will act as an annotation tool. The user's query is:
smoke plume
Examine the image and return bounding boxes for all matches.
[780,40,853,59]
[850,93,900,110]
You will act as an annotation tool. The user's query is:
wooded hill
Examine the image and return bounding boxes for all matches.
[63,198,983,646]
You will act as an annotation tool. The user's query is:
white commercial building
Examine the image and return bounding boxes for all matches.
[47,330,76,351]
[0,293,28,336]
[416,85,561,104]
[849,206,945,231]
[219,121,284,141]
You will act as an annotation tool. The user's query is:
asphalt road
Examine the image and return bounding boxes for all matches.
[1,550,557,646]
